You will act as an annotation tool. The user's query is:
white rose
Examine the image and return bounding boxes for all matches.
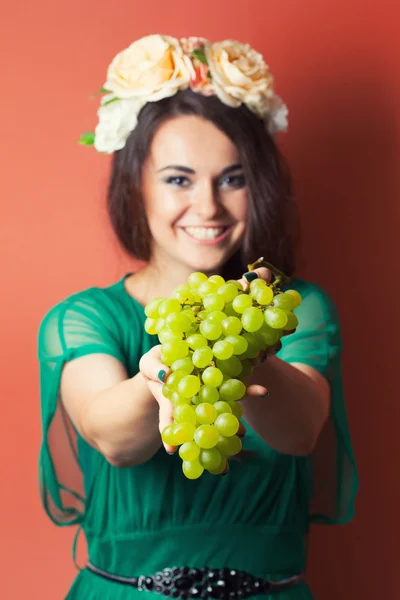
[206,40,275,118]
[94,95,143,153]
[104,34,191,102]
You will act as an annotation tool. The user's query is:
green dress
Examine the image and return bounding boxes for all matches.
[38,275,359,600]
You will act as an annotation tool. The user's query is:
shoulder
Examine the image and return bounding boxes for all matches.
[38,279,136,359]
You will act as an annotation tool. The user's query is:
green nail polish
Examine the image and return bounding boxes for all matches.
[244,272,258,282]
[158,369,166,382]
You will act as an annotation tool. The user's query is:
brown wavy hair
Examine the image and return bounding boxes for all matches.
[107,89,299,280]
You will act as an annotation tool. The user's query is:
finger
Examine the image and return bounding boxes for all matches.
[139,344,171,383]
[245,383,270,397]
[252,350,269,368]
[237,266,272,292]
[147,380,176,454]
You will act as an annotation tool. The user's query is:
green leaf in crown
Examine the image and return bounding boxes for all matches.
[78,132,95,146]
[192,48,208,65]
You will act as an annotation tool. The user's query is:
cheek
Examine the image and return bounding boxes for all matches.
[145,189,184,230]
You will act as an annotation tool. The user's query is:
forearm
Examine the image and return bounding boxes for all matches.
[82,373,161,467]
[242,357,329,456]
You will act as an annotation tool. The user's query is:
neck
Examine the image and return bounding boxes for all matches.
[131,255,222,304]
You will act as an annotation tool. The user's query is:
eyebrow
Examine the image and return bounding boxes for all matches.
[157,163,243,176]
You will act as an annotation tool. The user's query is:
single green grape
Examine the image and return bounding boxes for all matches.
[255,286,274,306]
[229,401,244,419]
[188,272,208,288]
[180,308,196,323]
[178,374,201,398]
[161,425,177,446]
[226,280,244,290]
[194,424,220,449]
[217,283,239,303]
[232,294,253,314]
[200,320,223,340]
[195,402,217,425]
[158,329,183,344]
[144,318,157,335]
[212,340,234,360]
[172,289,195,304]
[264,307,288,329]
[199,447,222,470]
[171,357,194,374]
[202,367,224,387]
[216,356,243,377]
[241,307,264,332]
[208,456,228,475]
[162,385,174,400]
[273,293,296,311]
[174,404,197,425]
[214,401,233,415]
[171,392,192,406]
[174,423,196,444]
[198,281,218,297]
[182,460,204,480]
[254,323,281,346]
[221,316,242,335]
[218,379,246,401]
[208,274,225,288]
[165,370,186,391]
[223,301,237,317]
[186,334,208,350]
[203,294,225,312]
[154,318,166,334]
[214,413,240,437]
[240,333,261,359]
[283,310,299,331]
[179,441,200,461]
[197,310,210,320]
[249,278,266,292]
[207,310,227,324]
[198,385,219,404]
[166,312,193,333]
[285,289,302,308]
[217,434,242,457]
[144,297,165,318]
[224,334,248,355]
[192,346,213,368]
[158,298,182,318]
[162,340,189,361]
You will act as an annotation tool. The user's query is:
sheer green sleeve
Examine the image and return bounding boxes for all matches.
[279,280,359,525]
[37,289,126,526]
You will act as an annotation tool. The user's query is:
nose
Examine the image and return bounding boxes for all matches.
[190,181,223,220]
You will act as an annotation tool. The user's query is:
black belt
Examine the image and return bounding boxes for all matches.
[86,562,304,598]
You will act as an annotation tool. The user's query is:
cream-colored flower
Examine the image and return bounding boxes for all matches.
[104,34,191,102]
[94,94,144,153]
[205,40,275,118]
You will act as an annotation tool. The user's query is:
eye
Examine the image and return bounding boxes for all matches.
[164,176,191,187]
[219,174,246,189]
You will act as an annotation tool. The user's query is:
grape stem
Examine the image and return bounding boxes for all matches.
[246,257,291,289]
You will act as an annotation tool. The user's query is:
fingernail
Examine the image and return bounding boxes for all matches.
[167,451,175,455]
[158,369,167,382]
[261,355,268,363]
[260,391,270,397]
[244,272,258,282]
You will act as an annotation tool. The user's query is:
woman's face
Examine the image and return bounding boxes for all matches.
[141,115,248,275]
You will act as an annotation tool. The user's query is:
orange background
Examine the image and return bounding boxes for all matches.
[1,1,399,598]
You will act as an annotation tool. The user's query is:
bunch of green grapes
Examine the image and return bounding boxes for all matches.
[144,264,302,480]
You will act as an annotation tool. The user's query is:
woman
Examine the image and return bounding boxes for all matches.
[38,35,358,599]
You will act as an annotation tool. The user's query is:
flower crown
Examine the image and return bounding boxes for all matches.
[79,35,288,154]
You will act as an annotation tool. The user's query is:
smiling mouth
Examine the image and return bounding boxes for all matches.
[181,226,230,240]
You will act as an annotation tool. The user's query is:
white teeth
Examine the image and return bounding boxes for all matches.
[183,227,226,240]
